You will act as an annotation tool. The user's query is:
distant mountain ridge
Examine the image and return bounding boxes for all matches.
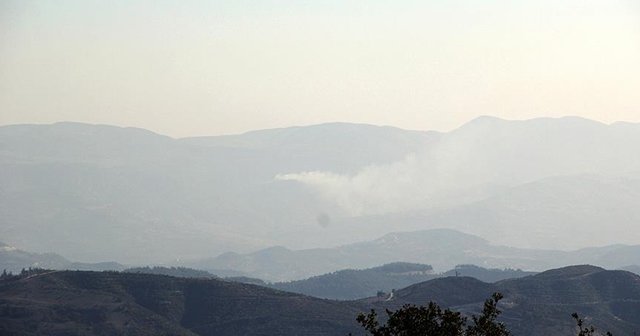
[0,121,434,263]
[191,229,640,281]
[2,117,640,264]
[0,242,124,274]
[271,263,534,300]
[124,266,217,279]
[271,262,435,300]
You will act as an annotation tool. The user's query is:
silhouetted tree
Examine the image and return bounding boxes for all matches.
[354,292,509,336]
[466,293,510,336]
[572,313,612,336]
[354,294,614,336]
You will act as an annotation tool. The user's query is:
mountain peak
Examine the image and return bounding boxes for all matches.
[464,115,508,127]
[376,229,488,246]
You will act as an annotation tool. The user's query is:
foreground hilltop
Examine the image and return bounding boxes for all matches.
[0,270,361,336]
[377,265,640,336]
[1,265,639,335]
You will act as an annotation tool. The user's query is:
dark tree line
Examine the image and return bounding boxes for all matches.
[1,267,49,280]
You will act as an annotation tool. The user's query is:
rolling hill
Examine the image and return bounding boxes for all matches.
[373,265,640,336]
[1,266,639,335]
[271,262,435,300]
[0,270,362,336]
[271,263,534,300]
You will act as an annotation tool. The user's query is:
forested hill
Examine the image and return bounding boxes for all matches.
[0,270,362,336]
[1,266,640,335]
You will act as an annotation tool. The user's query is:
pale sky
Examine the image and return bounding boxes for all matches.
[1,0,639,137]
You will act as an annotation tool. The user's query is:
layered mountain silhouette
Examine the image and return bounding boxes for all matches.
[2,117,640,265]
[190,229,640,281]
[0,122,431,263]
[271,263,534,300]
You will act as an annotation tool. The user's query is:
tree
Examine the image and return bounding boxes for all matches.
[572,313,612,336]
[353,295,614,336]
[466,293,510,336]
[353,292,509,336]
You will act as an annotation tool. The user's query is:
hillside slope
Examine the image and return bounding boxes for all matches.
[0,271,362,336]
[2,266,639,335]
[374,265,640,336]
[272,262,435,300]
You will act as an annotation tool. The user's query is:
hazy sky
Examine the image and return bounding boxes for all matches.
[1,0,639,137]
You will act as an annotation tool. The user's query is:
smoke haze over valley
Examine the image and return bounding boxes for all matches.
[2,1,640,335]
[2,117,640,266]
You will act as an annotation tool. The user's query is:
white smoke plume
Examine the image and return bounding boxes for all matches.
[276,154,440,216]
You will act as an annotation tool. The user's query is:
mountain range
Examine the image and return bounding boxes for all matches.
[2,117,640,265]
[4,225,639,287]
[189,228,640,281]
